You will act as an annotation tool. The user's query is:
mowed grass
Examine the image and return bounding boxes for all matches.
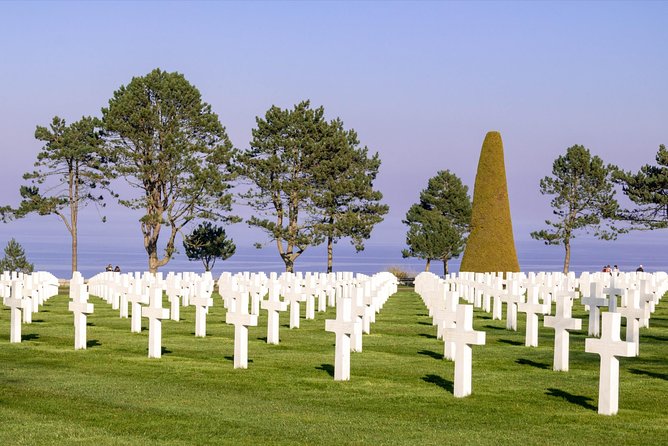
[1,286,667,445]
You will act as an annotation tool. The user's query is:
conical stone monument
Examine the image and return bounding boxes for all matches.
[460,131,520,273]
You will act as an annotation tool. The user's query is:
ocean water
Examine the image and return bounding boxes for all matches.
[7,231,668,280]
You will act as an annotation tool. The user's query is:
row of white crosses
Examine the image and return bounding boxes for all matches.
[324,272,398,380]
[217,271,396,371]
[1,271,59,343]
[88,270,216,358]
[415,273,486,397]
[433,270,667,414]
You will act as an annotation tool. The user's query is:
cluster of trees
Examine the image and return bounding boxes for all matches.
[402,144,668,275]
[531,144,668,273]
[1,69,387,274]
[3,68,667,276]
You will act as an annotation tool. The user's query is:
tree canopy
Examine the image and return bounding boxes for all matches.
[310,118,388,273]
[402,170,471,275]
[2,115,110,273]
[102,68,236,273]
[0,238,34,274]
[183,221,236,271]
[238,101,329,272]
[531,144,620,273]
[614,144,668,229]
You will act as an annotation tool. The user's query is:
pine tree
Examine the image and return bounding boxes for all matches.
[311,118,388,273]
[459,131,520,273]
[531,145,620,273]
[0,238,34,274]
[614,144,668,228]
[2,116,111,273]
[238,101,329,272]
[183,222,236,271]
[402,170,471,276]
[102,69,236,273]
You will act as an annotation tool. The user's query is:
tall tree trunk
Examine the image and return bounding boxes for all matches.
[443,258,449,277]
[563,239,570,274]
[425,258,431,272]
[327,235,333,273]
[71,224,77,274]
[284,257,294,273]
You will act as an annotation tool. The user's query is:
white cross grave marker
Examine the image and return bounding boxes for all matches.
[260,281,288,344]
[443,304,486,398]
[69,277,94,350]
[585,312,636,415]
[518,285,550,347]
[325,296,357,381]
[544,293,581,371]
[142,287,170,358]
[191,281,214,337]
[581,282,608,337]
[127,280,149,333]
[285,284,305,329]
[5,280,27,343]
[617,289,644,356]
[225,291,258,368]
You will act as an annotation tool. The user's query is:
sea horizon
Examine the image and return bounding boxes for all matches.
[4,230,666,280]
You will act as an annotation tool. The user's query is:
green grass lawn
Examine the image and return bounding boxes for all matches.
[1,286,667,445]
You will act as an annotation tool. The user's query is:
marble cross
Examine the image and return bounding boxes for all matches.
[325,296,357,381]
[581,282,608,337]
[5,280,27,343]
[226,291,258,369]
[585,312,636,415]
[443,304,486,398]
[142,287,170,358]
[260,281,287,344]
[544,293,581,371]
[518,285,550,347]
[69,278,94,350]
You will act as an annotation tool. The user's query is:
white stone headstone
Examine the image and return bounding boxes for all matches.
[581,282,608,337]
[191,281,214,337]
[260,281,288,344]
[142,287,170,358]
[5,280,27,343]
[69,276,94,350]
[585,312,636,415]
[225,291,258,369]
[517,285,550,347]
[325,296,357,381]
[443,304,486,398]
[544,293,581,371]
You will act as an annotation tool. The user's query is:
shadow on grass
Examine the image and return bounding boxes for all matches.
[417,321,432,326]
[161,347,172,355]
[32,319,45,323]
[422,374,453,393]
[257,337,268,342]
[629,368,668,381]
[418,333,437,340]
[87,339,101,348]
[642,334,668,342]
[516,358,549,370]
[21,333,39,341]
[316,364,334,377]
[484,325,506,331]
[87,322,95,327]
[545,388,596,411]
[478,315,492,320]
[418,350,443,360]
[224,355,253,363]
[498,339,523,346]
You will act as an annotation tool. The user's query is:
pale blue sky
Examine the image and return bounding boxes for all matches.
[1,1,667,273]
